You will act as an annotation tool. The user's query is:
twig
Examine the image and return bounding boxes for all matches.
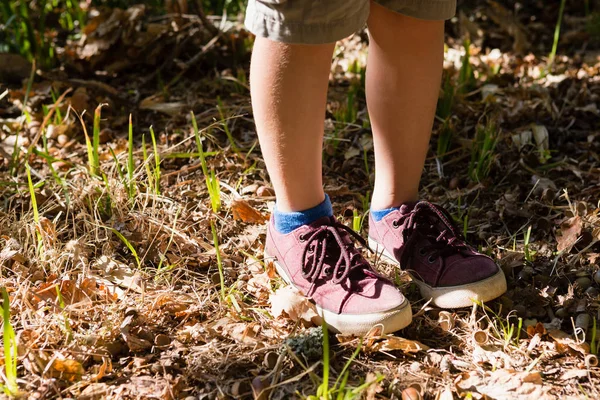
[167,34,221,88]
[195,0,219,36]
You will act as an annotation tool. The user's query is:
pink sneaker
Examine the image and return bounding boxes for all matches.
[265,216,412,336]
[368,201,506,308]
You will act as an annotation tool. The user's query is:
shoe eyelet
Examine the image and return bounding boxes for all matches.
[418,248,427,256]
[323,267,332,275]
[299,234,307,242]
[427,255,437,264]
[392,220,400,228]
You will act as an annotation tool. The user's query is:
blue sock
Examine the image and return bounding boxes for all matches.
[274,194,333,234]
[370,207,398,222]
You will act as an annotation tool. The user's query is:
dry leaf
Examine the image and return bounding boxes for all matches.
[91,357,112,382]
[139,94,185,116]
[210,317,262,346]
[365,372,383,400]
[436,388,454,400]
[547,329,590,355]
[51,359,85,382]
[269,286,319,325]
[247,272,272,299]
[79,383,110,400]
[370,335,430,354]
[559,369,587,381]
[231,199,269,224]
[556,216,582,252]
[456,369,555,400]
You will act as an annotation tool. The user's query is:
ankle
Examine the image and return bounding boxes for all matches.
[274,194,333,234]
[370,190,418,211]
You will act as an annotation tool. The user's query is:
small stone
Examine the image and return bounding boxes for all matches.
[401,387,422,400]
[514,304,528,318]
[57,134,69,146]
[211,272,222,284]
[594,270,600,285]
[585,287,599,297]
[518,266,534,281]
[448,177,460,190]
[576,277,592,290]
[154,334,171,347]
[486,211,499,220]
[555,308,569,318]
[576,313,590,333]
[257,186,275,197]
[27,120,41,130]
[241,184,258,195]
[46,124,57,139]
[576,299,587,313]
[105,340,126,357]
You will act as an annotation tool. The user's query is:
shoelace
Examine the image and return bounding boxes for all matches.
[393,201,470,267]
[300,220,371,285]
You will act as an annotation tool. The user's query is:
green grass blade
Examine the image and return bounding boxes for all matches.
[2,287,18,395]
[91,104,107,175]
[110,228,140,269]
[127,114,136,199]
[210,220,225,300]
[549,0,567,67]
[26,163,42,247]
[149,126,161,195]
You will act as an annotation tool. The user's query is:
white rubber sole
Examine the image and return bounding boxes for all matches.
[265,252,413,336]
[368,237,507,309]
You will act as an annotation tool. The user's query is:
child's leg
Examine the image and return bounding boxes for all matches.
[366,1,444,210]
[249,38,335,213]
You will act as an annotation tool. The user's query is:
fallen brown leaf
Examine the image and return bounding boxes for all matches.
[231,199,269,224]
[51,359,85,382]
[556,216,582,252]
[456,369,555,400]
[370,335,430,354]
[547,329,590,355]
[269,286,320,325]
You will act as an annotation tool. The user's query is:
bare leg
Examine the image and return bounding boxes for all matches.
[250,37,335,212]
[366,2,444,210]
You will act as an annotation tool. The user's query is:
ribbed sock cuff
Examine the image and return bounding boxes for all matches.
[370,206,398,222]
[274,194,333,234]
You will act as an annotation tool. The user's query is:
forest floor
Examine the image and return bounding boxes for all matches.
[1,1,600,399]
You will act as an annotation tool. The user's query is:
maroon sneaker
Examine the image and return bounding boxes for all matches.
[265,216,412,336]
[368,201,506,308]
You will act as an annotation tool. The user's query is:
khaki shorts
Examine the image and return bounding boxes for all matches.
[244,0,456,44]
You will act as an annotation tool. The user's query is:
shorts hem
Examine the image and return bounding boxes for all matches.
[244,1,370,44]
[375,0,456,20]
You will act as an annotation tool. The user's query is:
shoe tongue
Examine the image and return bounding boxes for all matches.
[308,215,336,228]
[398,202,417,215]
